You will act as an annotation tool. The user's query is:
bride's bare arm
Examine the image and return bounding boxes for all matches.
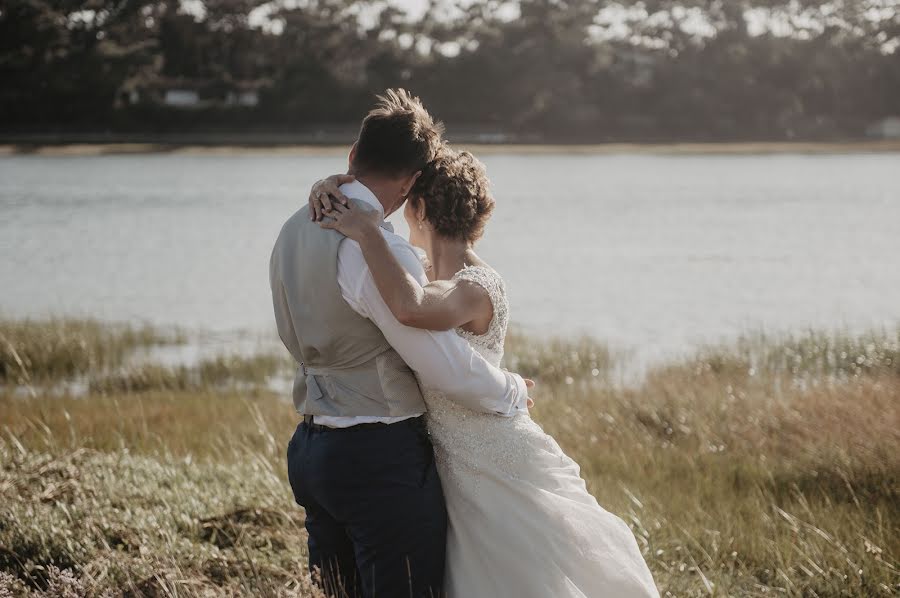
[319,202,488,331]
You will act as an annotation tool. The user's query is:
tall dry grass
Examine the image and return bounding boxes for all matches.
[0,318,182,386]
[0,319,897,596]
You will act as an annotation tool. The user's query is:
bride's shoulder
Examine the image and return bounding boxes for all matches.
[452,264,508,340]
[452,265,507,313]
[453,264,505,292]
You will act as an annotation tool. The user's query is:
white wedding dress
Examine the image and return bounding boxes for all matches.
[424,265,659,598]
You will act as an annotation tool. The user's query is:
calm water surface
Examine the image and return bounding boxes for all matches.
[2,151,898,361]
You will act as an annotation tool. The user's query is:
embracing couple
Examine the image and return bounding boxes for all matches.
[270,89,658,598]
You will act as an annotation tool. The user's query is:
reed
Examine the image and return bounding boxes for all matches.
[0,318,182,385]
[504,328,617,384]
[87,354,292,395]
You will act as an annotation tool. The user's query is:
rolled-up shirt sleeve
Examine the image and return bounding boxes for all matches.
[340,238,528,416]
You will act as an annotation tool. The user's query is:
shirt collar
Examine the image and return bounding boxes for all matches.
[339,180,385,220]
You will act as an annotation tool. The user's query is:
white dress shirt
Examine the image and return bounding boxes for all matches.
[314,180,528,428]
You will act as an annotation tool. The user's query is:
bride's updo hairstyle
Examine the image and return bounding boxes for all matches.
[411,148,495,243]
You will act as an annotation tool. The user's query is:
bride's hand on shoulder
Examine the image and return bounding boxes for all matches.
[318,201,382,242]
[308,174,355,221]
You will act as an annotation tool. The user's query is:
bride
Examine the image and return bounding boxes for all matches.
[308,148,659,598]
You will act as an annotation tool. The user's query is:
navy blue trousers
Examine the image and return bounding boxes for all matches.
[287,417,447,598]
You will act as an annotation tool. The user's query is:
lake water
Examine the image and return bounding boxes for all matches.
[2,151,899,362]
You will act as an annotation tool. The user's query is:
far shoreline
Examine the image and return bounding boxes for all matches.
[2,139,900,157]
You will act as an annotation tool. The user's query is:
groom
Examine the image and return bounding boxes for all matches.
[270,89,531,598]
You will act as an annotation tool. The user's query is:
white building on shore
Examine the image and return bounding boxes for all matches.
[866,117,900,139]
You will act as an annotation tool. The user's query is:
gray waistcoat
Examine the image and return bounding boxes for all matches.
[269,204,426,416]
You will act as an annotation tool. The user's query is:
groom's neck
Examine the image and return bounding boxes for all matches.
[353,173,398,216]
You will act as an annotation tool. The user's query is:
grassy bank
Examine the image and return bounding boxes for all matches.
[1,320,898,596]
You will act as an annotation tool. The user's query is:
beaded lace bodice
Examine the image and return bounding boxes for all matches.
[423,264,545,482]
[450,265,508,367]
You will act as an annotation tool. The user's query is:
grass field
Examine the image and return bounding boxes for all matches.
[1,319,897,596]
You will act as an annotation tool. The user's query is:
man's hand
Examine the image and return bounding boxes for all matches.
[525,378,535,409]
[309,174,355,221]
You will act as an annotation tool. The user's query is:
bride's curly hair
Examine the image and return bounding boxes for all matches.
[411,146,495,243]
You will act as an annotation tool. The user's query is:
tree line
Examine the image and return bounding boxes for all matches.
[2,0,898,141]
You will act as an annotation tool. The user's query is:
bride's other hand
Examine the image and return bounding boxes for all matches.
[318,202,382,242]
[524,378,535,409]
[309,174,355,221]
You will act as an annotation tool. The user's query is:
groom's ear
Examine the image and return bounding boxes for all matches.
[348,142,358,170]
[402,170,422,198]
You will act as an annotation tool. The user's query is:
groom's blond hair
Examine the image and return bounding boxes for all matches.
[352,89,445,178]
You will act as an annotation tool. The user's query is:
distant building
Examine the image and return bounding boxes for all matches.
[164,89,200,107]
[866,117,900,139]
